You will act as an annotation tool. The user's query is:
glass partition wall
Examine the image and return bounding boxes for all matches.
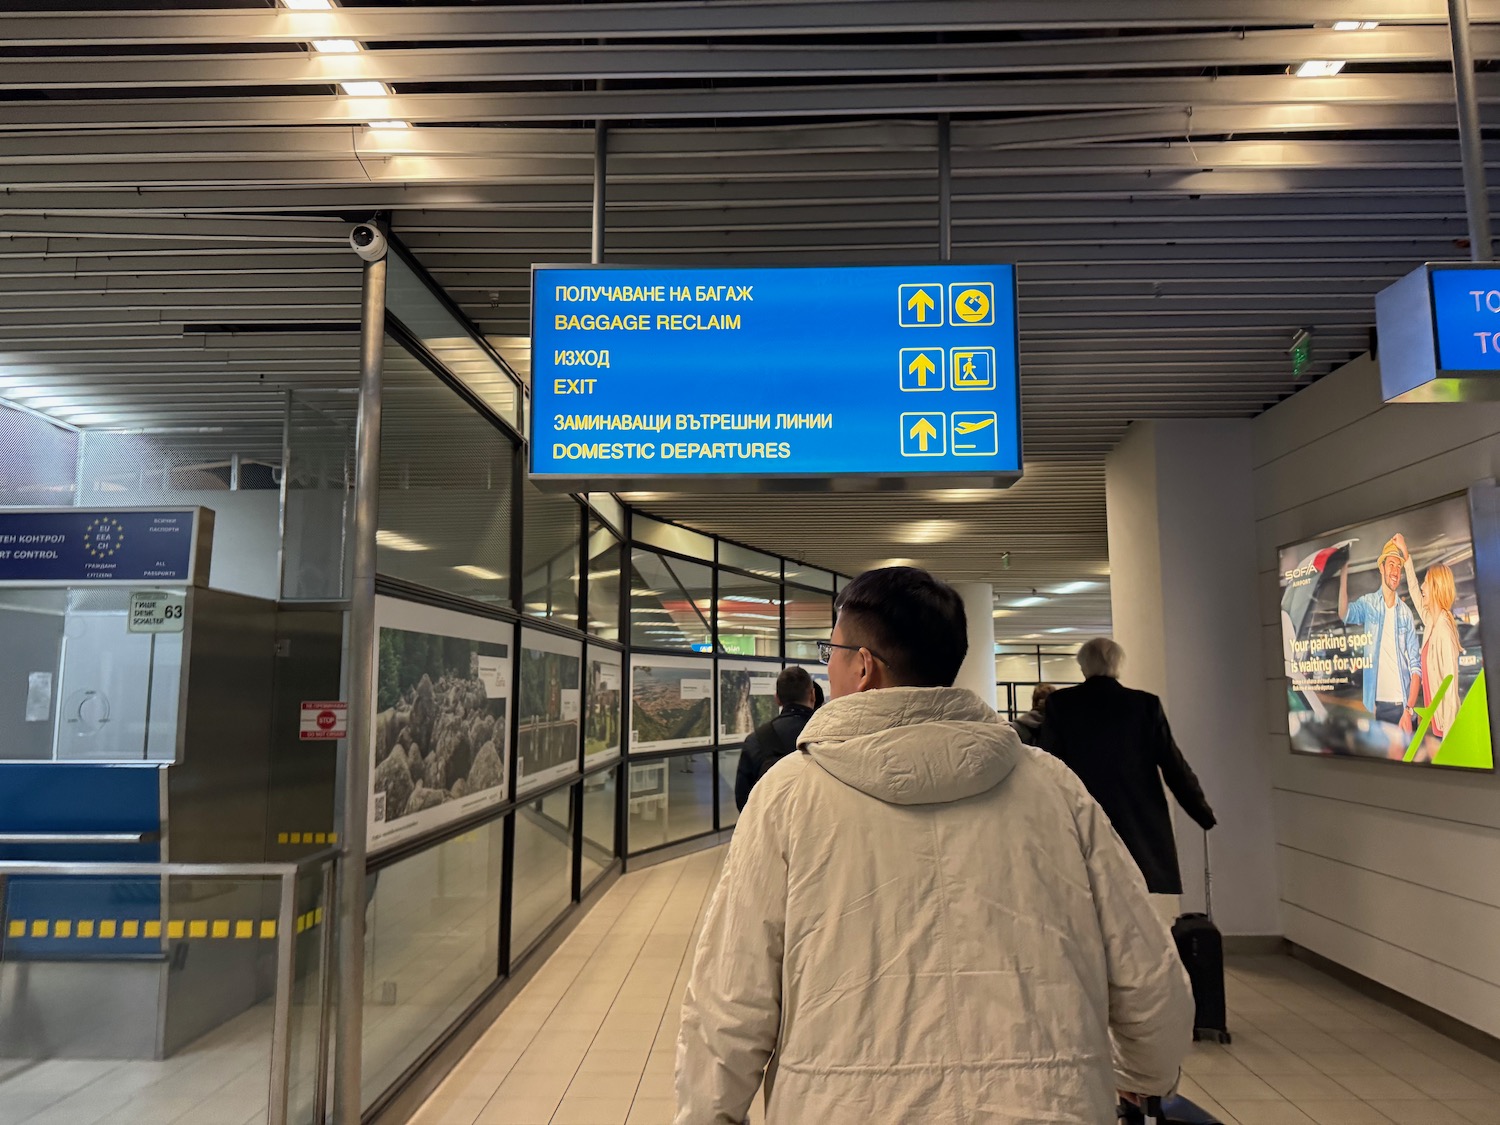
[0,233,846,1122]
[361,242,845,1117]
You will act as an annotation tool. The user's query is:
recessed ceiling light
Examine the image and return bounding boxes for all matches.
[282,0,334,9]
[1293,60,1346,77]
[367,120,411,129]
[311,38,360,53]
[375,530,429,552]
[455,565,504,581]
[1333,20,1379,30]
[340,80,391,97]
[1008,595,1048,608]
[1050,581,1100,595]
[904,520,957,544]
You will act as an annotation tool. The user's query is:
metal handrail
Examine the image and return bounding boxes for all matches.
[0,846,341,1125]
[0,831,160,846]
[0,847,340,878]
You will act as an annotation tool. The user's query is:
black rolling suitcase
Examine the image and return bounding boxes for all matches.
[1118,1095,1223,1124]
[1171,830,1231,1045]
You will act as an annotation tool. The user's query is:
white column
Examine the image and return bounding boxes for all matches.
[1105,420,1281,938]
[952,581,997,710]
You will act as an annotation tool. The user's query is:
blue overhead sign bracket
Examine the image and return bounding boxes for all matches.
[1376,262,1500,402]
[0,508,212,586]
[529,264,1022,491]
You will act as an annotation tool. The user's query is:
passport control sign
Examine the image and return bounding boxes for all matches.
[529,264,1022,491]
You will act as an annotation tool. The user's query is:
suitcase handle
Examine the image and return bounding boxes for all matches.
[1202,827,1213,921]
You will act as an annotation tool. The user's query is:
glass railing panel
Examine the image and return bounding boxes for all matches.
[0,858,333,1125]
[625,752,715,854]
[361,824,504,1110]
[510,790,575,960]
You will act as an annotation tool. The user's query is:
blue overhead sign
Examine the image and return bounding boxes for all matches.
[1376,262,1500,402]
[0,508,209,586]
[529,265,1022,489]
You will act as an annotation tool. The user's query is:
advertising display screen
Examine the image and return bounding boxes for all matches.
[530,264,1021,489]
[1279,495,1493,770]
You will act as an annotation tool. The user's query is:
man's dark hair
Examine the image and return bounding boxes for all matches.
[776,665,814,706]
[834,566,967,687]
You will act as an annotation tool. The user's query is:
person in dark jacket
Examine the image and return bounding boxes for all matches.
[1012,682,1056,746]
[1039,638,1215,902]
[734,666,816,810]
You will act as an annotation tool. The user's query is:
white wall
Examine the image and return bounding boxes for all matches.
[1107,420,1282,936]
[1252,352,1500,1035]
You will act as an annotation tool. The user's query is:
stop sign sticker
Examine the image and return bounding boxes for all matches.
[300,701,348,741]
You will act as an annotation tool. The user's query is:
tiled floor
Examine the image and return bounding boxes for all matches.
[410,846,1500,1125]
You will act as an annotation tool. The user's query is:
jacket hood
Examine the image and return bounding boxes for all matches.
[798,687,1020,806]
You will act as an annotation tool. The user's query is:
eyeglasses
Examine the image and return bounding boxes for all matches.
[816,639,888,666]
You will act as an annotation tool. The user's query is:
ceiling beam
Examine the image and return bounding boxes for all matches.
[0,73,1487,130]
[0,27,1490,90]
[1,3,1493,48]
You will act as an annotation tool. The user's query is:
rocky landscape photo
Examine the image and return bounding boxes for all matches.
[373,626,509,826]
[718,665,779,742]
[630,660,712,751]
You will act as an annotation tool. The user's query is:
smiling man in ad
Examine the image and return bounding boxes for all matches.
[1279,496,1492,770]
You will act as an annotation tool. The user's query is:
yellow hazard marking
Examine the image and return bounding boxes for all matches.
[278,830,336,846]
[5,915,307,942]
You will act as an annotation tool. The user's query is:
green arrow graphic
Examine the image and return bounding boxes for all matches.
[1403,673,1452,762]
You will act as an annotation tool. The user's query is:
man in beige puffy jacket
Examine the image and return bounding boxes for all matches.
[675,567,1194,1124]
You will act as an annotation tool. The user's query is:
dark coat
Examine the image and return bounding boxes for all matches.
[735,703,815,811]
[1038,676,1215,895]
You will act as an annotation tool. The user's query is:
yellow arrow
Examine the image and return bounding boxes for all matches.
[909,416,939,451]
[906,288,936,322]
[955,417,995,435]
[907,352,937,386]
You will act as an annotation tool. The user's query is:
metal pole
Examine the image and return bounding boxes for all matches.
[314,861,337,1125]
[1448,0,1494,261]
[332,248,387,1124]
[592,123,608,264]
[268,870,298,1125]
[938,114,952,262]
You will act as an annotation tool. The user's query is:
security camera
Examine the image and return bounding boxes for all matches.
[349,224,387,262]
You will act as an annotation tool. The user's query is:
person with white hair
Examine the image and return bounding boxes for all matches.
[1039,638,1216,916]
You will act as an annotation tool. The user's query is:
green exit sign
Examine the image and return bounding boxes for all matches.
[1290,329,1313,377]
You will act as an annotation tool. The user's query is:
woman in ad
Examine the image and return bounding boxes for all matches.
[1400,534,1464,744]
